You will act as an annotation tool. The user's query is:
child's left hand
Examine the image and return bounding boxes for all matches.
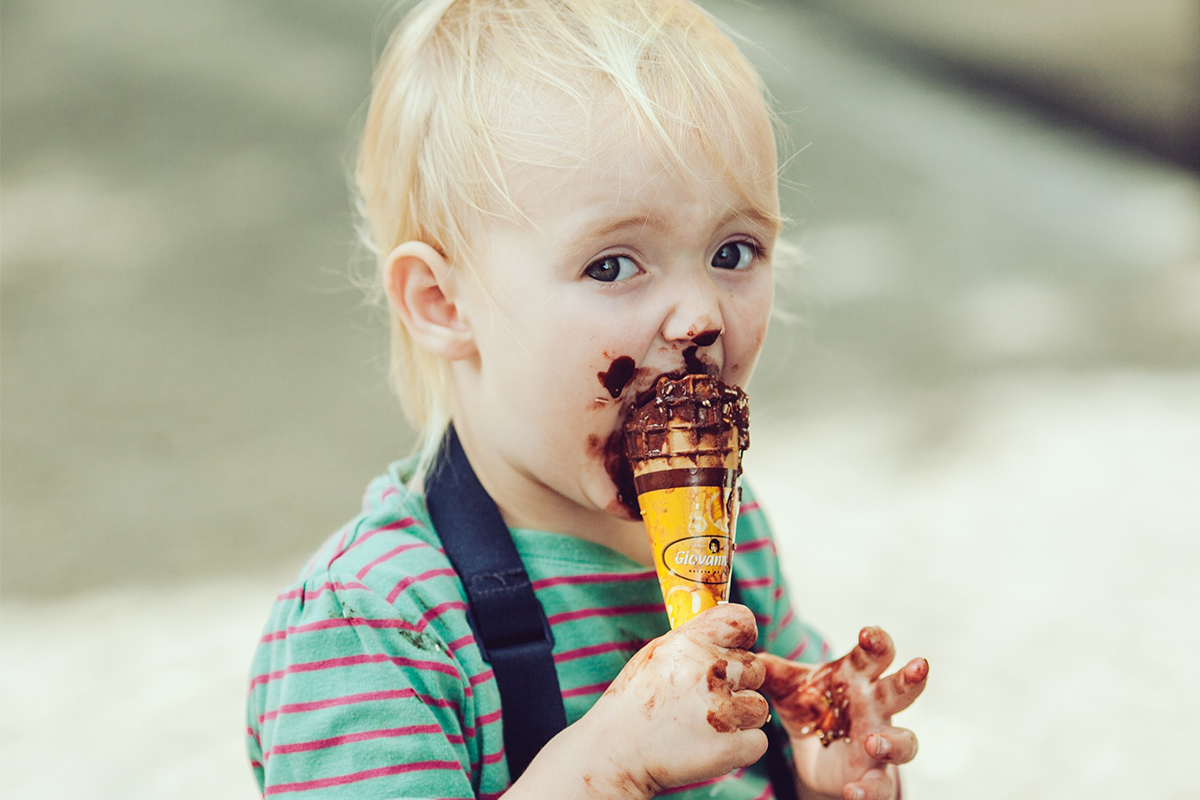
[757,627,928,800]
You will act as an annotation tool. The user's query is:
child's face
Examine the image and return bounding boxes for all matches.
[448,111,778,531]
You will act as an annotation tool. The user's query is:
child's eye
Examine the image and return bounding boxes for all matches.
[584,255,639,283]
[711,241,757,271]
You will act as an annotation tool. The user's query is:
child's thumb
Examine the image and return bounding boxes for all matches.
[679,603,758,651]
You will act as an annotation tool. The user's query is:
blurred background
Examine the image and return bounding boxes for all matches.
[2,0,1198,797]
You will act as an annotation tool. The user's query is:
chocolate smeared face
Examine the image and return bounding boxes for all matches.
[440,104,776,536]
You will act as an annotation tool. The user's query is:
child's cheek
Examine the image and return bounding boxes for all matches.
[585,428,639,519]
[585,351,651,518]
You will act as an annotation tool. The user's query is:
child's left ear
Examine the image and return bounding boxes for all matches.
[384,241,476,360]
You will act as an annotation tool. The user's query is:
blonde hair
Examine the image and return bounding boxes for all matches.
[355,0,783,476]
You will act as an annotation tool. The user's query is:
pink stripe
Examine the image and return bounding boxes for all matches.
[258,688,457,724]
[772,585,785,601]
[739,501,761,514]
[471,747,507,770]
[418,600,469,629]
[446,634,475,652]
[462,707,503,739]
[326,518,418,569]
[276,581,370,602]
[547,603,663,626]
[249,653,461,692]
[356,539,431,580]
[264,759,461,796]
[263,600,465,643]
[532,570,656,590]
[387,567,458,604]
[262,600,466,645]
[474,708,503,728]
[561,680,612,699]
[266,724,442,759]
[250,759,263,770]
[326,528,352,568]
[767,608,793,641]
[820,640,831,659]
[469,668,495,686]
[786,634,810,661]
[736,538,773,554]
[737,576,773,589]
[380,486,399,501]
[554,640,642,664]
[260,616,422,645]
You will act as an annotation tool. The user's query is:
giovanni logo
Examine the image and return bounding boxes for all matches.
[663,535,732,584]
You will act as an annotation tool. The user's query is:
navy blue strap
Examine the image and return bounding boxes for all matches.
[729,581,799,800]
[424,426,566,779]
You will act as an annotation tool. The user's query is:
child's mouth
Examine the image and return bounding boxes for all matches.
[681,345,718,376]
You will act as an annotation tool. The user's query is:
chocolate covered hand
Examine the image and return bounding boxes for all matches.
[758,627,928,800]
[579,604,771,797]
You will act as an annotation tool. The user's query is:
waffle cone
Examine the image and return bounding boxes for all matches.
[623,375,749,628]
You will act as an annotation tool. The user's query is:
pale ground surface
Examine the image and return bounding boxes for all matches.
[3,1,1199,798]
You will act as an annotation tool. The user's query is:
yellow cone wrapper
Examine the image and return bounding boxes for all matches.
[624,375,750,629]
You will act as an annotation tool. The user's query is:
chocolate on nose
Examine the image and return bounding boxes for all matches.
[691,329,721,347]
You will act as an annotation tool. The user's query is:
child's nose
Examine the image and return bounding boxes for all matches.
[660,274,725,346]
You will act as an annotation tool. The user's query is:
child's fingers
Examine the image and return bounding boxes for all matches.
[724,648,765,691]
[847,626,895,680]
[681,603,758,651]
[727,690,770,729]
[728,727,769,769]
[757,651,815,697]
[873,657,929,716]
[843,767,894,800]
[865,726,919,764]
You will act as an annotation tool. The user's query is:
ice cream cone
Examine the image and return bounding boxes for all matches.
[623,375,749,628]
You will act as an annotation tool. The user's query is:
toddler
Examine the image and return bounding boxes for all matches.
[246,1,928,798]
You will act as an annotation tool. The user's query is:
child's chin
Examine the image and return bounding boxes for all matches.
[604,496,642,522]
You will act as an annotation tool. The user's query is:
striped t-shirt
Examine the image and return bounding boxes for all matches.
[246,458,828,799]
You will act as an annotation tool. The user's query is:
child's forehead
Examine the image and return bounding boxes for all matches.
[493,90,779,218]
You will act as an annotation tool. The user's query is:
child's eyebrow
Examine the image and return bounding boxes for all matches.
[576,207,779,245]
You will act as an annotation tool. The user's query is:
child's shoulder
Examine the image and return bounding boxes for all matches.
[291,458,460,610]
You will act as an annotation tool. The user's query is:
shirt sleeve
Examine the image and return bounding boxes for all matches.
[246,575,480,799]
[735,483,830,665]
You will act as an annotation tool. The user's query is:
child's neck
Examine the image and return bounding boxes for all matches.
[506,499,654,568]
[454,426,654,567]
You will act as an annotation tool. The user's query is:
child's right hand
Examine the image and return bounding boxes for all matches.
[580,603,770,796]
